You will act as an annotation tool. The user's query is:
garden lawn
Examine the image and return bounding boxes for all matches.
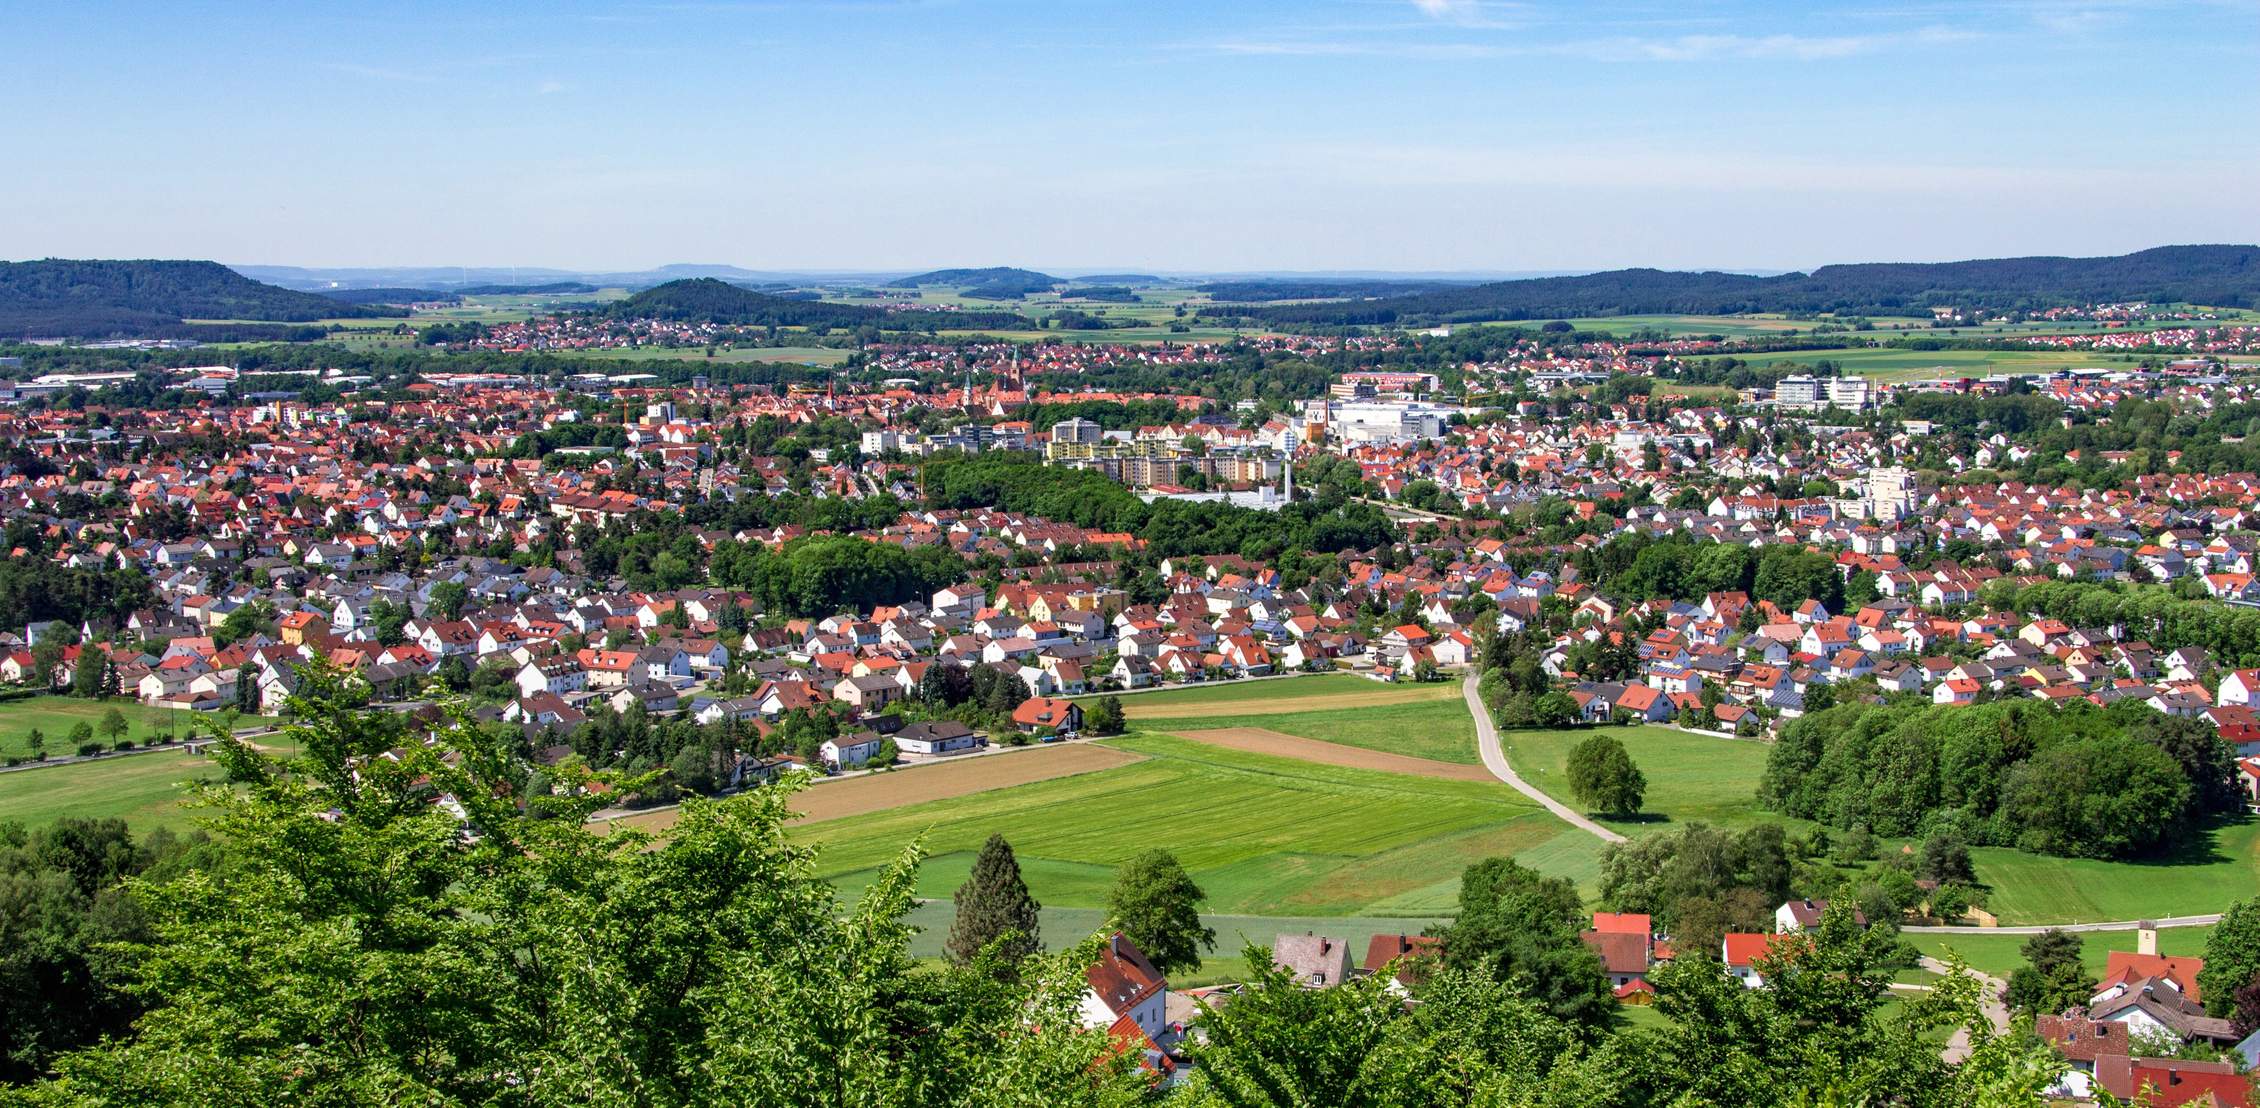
[801,732,1561,917]
[1966,818,2260,926]
[1498,725,1777,834]
[1162,697,1481,765]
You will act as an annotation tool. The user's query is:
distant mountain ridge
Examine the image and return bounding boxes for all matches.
[0,259,399,339]
[1201,245,2260,325]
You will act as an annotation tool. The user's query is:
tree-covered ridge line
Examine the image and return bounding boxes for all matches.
[0,260,405,339]
[612,277,1034,330]
[1201,244,2260,325]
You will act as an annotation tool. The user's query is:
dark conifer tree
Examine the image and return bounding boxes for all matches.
[947,833,1041,967]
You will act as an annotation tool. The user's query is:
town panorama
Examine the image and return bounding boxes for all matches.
[4,1,2260,1103]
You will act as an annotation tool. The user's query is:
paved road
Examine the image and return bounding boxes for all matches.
[1920,957,2010,1064]
[1461,673,1626,844]
[1904,913,2222,935]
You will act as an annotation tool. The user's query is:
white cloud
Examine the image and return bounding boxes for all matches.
[536,79,567,95]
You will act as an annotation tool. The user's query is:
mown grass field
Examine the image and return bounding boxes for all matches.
[1498,724,1777,833]
[0,747,233,830]
[0,696,267,760]
[802,732,1589,917]
[1967,818,2260,925]
[1732,345,2148,382]
[1164,696,1479,765]
[1909,924,2218,980]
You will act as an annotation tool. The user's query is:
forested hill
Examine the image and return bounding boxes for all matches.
[886,267,1059,298]
[1200,244,2260,325]
[0,259,402,338]
[610,278,1031,330]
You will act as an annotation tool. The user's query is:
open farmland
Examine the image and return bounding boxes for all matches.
[1169,727,1494,781]
[1089,673,1457,717]
[610,742,1145,833]
[1147,693,1479,764]
[550,344,851,365]
[1728,344,2152,382]
[798,732,1593,918]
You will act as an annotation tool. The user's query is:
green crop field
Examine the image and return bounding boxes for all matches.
[1498,724,1777,833]
[1170,697,1482,765]
[0,696,267,760]
[801,732,1588,918]
[0,747,233,830]
[1732,345,2149,382]
[1909,924,2218,980]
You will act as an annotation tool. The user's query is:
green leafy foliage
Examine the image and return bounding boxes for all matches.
[1104,850,1214,976]
[13,669,1144,1105]
[2003,929,2095,1019]
[2200,898,2260,1019]
[1435,857,1614,1031]
[1763,699,2222,858]
[1565,734,1646,816]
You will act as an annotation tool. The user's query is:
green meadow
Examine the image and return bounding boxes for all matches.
[801,732,1587,918]
[0,696,266,760]
[1498,724,1778,833]
[1910,924,2219,980]
[0,747,233,831]
[1175,697,1483,765]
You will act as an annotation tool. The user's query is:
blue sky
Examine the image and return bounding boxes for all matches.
[3,0,2254,272]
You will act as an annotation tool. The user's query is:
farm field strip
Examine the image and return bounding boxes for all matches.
[609,742,1146,833]
[1169,727,1494,782]
[798,732,1549,916]
[1165,697,1482,765]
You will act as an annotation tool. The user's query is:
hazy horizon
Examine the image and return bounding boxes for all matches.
[6,0,2255,271]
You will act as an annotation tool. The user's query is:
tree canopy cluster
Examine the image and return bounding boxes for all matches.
[921,454,1395,560]
[1762,699,2238,859]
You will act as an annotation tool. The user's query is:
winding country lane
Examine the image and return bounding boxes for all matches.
[1462,673,1627,844]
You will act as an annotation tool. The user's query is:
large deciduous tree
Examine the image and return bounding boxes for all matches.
[1105,849,1214,975]
[1565,734,1645,816]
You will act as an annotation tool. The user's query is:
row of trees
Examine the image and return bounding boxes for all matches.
[920,453,1397,561]
[1762,698,2239,859]
[945,835,1216,979]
